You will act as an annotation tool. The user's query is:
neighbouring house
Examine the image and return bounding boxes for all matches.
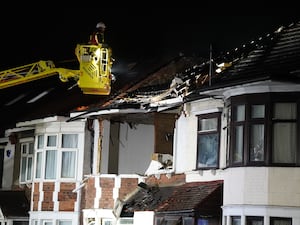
[1,20,300,225]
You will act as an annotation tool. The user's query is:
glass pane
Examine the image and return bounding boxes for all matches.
[232,217,241,225]
[250,124,264,161]
[236,105,245,121]
[198,219,209,225]
[273,123,296,163]
[59,221,72,225]
[247,217,264,225]
[22,144,27,154]
[274,103,296,119]
[199,118,217,132]
[183,218,193,225]
[44,222,53,225]
[62,134,78,148]
[38,135,44,149]
[233,125,243,163]
[35,152,42,178]
[45,150,57,179]
[20,157,26,182]
[252,105,265,118]
[47,135,57,147]
[61,151,76,178]
[198,134,218,167]
[27,157,32,180]
[29,142,34,154]
[271,218,292,225]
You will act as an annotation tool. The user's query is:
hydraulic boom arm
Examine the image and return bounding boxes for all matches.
[0,43,113,95]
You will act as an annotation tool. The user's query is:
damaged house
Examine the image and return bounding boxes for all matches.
[1,20,300,225]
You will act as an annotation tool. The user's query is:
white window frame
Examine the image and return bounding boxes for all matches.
[34,133,79,181]
[19,137,34,184]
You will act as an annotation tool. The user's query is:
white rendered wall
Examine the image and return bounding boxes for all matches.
[134,211,154,225]
[100,120,110,174]
[223,167,300,206]
[175,111,197,173]
[175,98,226,176]
[2,142,15,189]
[223,205,300,225]
[118,123,154,175]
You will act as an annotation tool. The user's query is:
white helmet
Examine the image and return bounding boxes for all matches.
[96,22,106,29]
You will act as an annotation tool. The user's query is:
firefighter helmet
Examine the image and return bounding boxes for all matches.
[96,22,106,29]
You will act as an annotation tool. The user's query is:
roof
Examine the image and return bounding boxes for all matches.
[3,20,300,135]
[0,191,29,219]
[70,20,300,123]
[184,20,300,98]
[121,180,223,216]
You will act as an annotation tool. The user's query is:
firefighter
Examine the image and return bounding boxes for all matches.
[89,22,106,45]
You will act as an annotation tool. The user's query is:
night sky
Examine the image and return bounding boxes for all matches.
[0,8,299,77]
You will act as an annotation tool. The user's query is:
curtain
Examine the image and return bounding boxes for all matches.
[61,151,76,178]
[45,150,57,179]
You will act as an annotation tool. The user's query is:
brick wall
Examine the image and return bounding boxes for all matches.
[119,177,138,200]
[99,177,114,208]
[82,175,142,209]
[145,173,185,186]
[32,183,39,211]
[59,182,77,211]
[42,182,54,211]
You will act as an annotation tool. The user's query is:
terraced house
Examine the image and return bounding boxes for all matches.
[1,20,300,225]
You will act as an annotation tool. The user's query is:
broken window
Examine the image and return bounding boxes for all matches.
[197,113,221,169]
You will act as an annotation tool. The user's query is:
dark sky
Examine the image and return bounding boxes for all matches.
[0,8,299,76]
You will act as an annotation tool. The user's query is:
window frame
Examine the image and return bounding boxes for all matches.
[246,216,264,225]
[270,217,292,225]
[196,112,221,169]
[19,138,34,184]
[229,92,300,167]
[34,133,79,181]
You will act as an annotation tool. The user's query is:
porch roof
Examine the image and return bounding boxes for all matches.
[120,180,223,216]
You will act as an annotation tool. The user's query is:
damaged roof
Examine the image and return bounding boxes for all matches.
[3,20,300,134]
[182,20,300,99]
[70,20,300,122]
[121,180,223,216]
[0,190,29,219]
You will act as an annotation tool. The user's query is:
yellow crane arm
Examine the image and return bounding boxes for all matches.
[0,43,113,95]
[0,60,67,89]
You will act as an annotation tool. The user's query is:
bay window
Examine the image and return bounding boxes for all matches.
[35,133,78,180]
[229,93,300,167]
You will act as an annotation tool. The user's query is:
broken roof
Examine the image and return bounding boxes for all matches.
[120,180,223,216]
[2,20,300,134]
[70,20,300,123]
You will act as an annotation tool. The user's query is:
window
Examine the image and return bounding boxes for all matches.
[197,113,221,169]
[272,103,297,164]
[229,93,300,167]
[198,219,208,225]
[102,219,113,225]
[58,220,72,225]
[231,216,241,225]
[35,133,79,180]
[270,217,292,225]
[247,216,263,225]
[20,140,34,183]
[42,221,53,225]
[118,218,133,224]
